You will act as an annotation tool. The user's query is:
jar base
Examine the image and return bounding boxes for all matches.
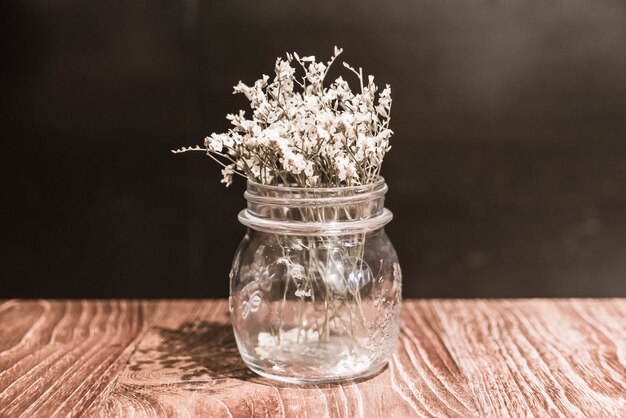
[242,358,388,385]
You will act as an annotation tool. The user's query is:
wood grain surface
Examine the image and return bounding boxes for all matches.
[0,299,624,417]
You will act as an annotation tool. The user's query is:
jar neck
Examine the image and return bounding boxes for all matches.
[238,177,393,235]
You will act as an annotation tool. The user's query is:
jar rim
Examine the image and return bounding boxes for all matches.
[238,208,393,235]
[244,177,387,207]
[246,176,386,193]
[240,176,392,234]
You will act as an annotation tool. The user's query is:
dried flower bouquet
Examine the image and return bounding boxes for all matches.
[173,46,392,188]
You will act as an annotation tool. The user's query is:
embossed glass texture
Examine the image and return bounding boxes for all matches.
[230,178,402,384]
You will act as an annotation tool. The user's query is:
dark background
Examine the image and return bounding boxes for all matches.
[2,0,626,298]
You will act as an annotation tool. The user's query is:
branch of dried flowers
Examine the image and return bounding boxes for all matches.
[173,47,393,188]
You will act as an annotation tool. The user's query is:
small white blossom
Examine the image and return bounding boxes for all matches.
[221,164,235,187]
[204,134,222,153]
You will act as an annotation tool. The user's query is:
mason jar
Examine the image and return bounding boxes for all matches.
[229,177,402,384]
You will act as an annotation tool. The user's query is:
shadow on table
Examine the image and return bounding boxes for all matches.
[129,321,257,381]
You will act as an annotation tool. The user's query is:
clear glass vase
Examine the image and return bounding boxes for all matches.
[229,177,402,384]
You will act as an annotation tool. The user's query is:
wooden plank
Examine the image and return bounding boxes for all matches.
[0,300,150,417]
[1,299,625,417]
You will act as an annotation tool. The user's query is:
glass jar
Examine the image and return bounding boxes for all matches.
[229,177,402,384]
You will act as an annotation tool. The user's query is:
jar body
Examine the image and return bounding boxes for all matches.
[229,179,402,383]
[230,228,401,383]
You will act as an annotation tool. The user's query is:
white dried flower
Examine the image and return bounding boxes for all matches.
[173,47,393,188]
[221,164,235,187]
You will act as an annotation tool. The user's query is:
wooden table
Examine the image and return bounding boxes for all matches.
[1,300,624,417]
